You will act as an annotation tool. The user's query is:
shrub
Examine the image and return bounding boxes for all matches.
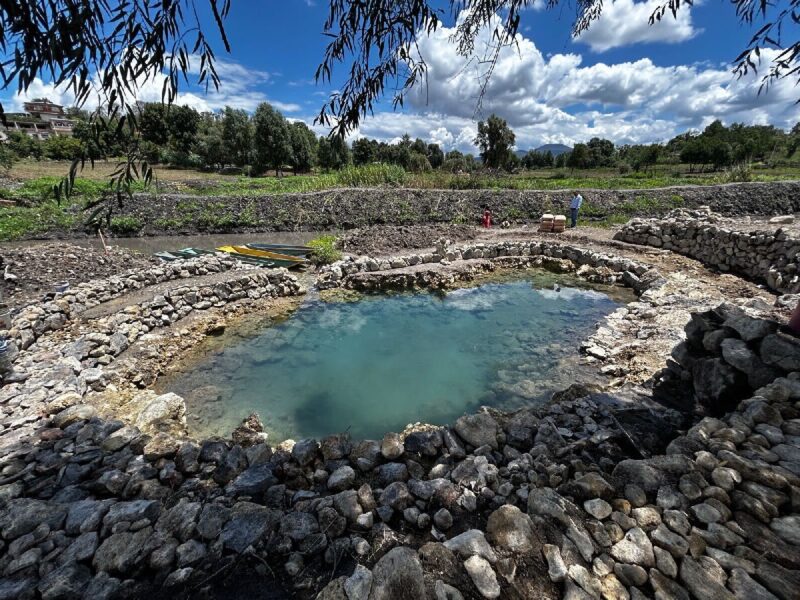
[336,163,406,187]
[43,135,83,160]
[617,162,631,174]
[109,216,143,235]
[308,235,342,265]
[722,162,753,183]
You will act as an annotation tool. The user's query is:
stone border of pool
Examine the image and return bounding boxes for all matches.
[0,231,798,600]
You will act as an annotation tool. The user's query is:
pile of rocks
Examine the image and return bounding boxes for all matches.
[659,301,800,416]
[1,254,247,355]
[614,208,800,293]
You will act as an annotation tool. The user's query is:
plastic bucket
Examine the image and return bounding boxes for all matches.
[54,281,70,294]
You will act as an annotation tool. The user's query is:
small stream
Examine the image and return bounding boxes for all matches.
[156,271,633,442]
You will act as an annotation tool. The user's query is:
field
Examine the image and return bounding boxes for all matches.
[1,159,799,241]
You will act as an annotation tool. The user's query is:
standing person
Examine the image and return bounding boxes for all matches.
[482,206,493,228]
[570,191,583,228]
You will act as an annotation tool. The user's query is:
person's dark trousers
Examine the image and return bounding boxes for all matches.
[570,208,578,227]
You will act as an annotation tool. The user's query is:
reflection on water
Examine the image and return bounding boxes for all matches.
[157,273,629,441]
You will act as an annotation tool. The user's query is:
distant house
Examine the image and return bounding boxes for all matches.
[0,98,75,142]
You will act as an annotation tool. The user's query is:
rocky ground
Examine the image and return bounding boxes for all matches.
[0,218,799,600]
[0,243,158,311]
[337,224,479,256]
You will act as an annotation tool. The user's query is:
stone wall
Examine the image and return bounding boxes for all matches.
[2,254,247,358]
[317,239,656,292]
[615,208,800,294]
[106,181,800,236]
[662,302,800,417]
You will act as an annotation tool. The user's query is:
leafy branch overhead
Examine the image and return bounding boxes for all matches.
[0,0,231,211]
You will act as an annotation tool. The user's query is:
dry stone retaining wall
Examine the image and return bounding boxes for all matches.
[615,209,800,293]
[111,181,800,235]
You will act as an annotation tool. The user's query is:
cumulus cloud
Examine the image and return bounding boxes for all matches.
[5,57,300,115]
[353,12,800,152]
[574,0,700,52]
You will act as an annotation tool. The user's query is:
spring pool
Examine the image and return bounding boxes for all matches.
[158,272,631,441]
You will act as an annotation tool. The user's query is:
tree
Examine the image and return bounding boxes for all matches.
[166,105,200,155]
[221,107,253,167]
[253,103,292,176]
[43,135,84,160]
[139,104,169,146]
[289,121,318,173]
[352,138,378,165]
[195,117,226,169]
[426,143,444,169]
[475,114,515,169]
[566,144,590,170]
[6,130,43,159]
[586,137,616,168]
[317,135,350,170]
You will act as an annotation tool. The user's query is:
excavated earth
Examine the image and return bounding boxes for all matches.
[0,214,799,600]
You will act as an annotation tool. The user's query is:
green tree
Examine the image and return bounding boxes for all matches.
[475,114,515,169]
[352,138,378,165]
[43,135,84,160]
[407,151,432,172]
[317,135,350,170]
[195,117,226,168]
[139,103,169,146]
[426,143,444,169]
[7,131,43,159]
[566,143,590,170]
[221,107,253,167]
[253,102,292,176]
[586,137,616,167]
[166,105,200,155]
[289,121,318,173]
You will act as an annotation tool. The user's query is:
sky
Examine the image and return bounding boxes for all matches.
[4,0,800,153]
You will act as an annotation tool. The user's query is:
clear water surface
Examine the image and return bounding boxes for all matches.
[159,273,630,441]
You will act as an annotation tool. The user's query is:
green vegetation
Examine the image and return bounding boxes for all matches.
[108,216,143,235]
[308,235,342,265]
[0,202,76,241]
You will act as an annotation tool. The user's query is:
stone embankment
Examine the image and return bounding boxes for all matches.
[103,181,800,237]
[615,208,800,294]
[317,239,656,293]
[0,237,799,599]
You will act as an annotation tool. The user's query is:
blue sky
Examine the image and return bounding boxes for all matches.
[6,0,799,151]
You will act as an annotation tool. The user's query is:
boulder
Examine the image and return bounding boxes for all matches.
[486,505,536,554]
[454,413,499,449]
[368,547,426,600]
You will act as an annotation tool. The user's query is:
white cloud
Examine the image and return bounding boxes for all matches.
[4,57,300,115]
[574,0,701,52]
[349,12,799,152]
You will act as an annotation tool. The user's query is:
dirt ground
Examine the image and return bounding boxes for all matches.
[0,242,158,310]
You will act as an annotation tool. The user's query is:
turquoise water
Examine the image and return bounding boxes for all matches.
[162,274,628,441]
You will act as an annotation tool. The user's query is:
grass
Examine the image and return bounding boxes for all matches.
[5,160,800,203]
[308,235,342,265]
[0,201,77,241]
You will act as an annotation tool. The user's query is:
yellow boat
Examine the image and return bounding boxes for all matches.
[216,245,307,268]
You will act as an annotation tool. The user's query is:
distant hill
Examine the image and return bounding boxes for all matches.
[514,144,573,159]
[535,143,572,156]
